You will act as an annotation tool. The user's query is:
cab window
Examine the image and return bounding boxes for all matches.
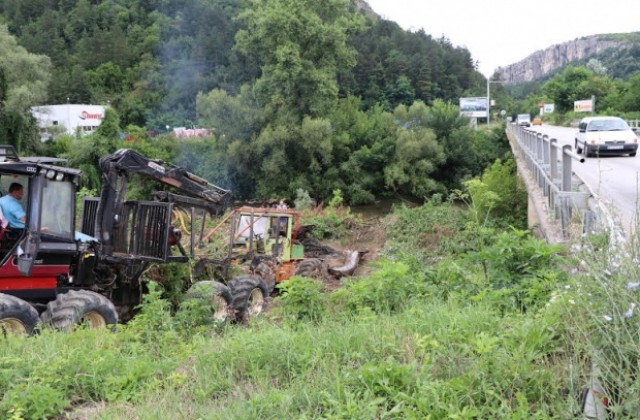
[41,179,74,239]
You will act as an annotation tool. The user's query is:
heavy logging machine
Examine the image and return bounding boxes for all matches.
[0,146,360,336]
[0,146,231,334]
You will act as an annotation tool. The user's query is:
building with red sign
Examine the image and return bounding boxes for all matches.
[31,104,106,141]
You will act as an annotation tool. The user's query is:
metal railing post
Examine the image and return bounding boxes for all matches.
[562,145,572,192]
[549,138,558,180]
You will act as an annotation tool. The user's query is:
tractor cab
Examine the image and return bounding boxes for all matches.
[0,145,81,299]
[229,207,304,262]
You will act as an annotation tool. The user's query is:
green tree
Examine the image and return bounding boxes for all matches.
[465,158,527,228]
[234,0,362,118]
[196,86,262,142]
[542,66,594,113]
[618,72,640,112]
[0,25,51,152]
[384,125,445,198]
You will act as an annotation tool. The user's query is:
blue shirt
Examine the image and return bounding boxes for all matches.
[0,195,25,228]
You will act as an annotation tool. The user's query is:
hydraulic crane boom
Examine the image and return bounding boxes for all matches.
[95,148,231,254]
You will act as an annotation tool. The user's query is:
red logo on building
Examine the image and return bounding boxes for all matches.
[79,110,103,120]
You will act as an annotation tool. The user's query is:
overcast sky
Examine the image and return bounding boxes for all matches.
[366,0,640,77]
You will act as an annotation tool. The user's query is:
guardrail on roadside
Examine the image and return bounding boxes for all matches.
[508,124,589,237]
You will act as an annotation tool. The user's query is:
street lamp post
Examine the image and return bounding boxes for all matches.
[487,78,490,126]
[486,78,507,126]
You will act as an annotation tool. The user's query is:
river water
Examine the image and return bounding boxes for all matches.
[351,198,419,219]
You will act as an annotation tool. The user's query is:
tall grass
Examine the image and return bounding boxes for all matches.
[2,191,638,418]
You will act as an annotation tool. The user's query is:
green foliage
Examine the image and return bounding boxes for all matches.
[275,276,326,323]
[127,282,176,337]
[303,204,354,240]
[0,195,588,419]
[327,189,344,208]
[464,228,567,313]
[333,260,426,314]
[383,199,470,264]
[464,157,527,229]
[349,20,481,110]
[0,382,69,420]
[0,25,51,153]
[384,123,445,197]
[293,188,314,210]
[196,86,262,142]
[144,263,193,309]
[235,0,361,118]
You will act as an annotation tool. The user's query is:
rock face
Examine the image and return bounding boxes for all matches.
[497,35,626,83]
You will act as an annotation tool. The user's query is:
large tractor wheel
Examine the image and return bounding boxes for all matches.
[41,290,118,331]
[294,258,328,280]
[254,262,276,294]
[228,275,268,323]
[183,281,232,323]
[0,293,39,336]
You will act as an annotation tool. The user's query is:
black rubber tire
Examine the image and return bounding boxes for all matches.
[254,262,276,294]
[294,258,327,280]
[228,275,268,322]
[575,139,583,154]
[0,293,39,336]
[630,152,637,157]
[40,290,118,331]
[183,281,232,322]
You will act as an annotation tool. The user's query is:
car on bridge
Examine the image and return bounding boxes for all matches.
[574,116,639,157]
[516,114,531,127]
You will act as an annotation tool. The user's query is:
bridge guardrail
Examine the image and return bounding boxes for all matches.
[508,124,588,237]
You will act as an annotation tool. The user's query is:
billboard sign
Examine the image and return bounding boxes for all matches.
[574,99,594,113]
[459,97,488,118]
[543,103,555,113]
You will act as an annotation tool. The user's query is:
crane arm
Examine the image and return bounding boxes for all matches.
[95,148,231,253]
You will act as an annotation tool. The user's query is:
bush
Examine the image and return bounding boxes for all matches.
[464,157,527,229]
[333,260,427,314]
[464,228,566,313]
[383,198,470,263]
[275,276,326,323]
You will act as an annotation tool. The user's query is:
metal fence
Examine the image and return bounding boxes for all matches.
[508,124,589,237]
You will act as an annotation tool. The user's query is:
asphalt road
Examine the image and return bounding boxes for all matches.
[526,124,640,235]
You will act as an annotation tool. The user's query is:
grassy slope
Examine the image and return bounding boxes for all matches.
[2,201,639,418]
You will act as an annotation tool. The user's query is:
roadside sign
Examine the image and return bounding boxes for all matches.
[459,97,488,118]
[574,99,594,113]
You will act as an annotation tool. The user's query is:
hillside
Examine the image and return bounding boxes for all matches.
[497,32,640,83]
[0,0,483,131]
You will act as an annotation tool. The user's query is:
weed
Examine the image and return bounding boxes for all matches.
[274,276,326,323]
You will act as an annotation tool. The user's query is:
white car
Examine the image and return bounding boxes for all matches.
[575,116,638,157]
[516,114,531,127]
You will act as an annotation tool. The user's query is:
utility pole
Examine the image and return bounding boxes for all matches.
[487,78,507,126]
[486,78,490,126]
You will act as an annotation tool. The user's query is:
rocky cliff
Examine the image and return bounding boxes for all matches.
[497,35,627,83]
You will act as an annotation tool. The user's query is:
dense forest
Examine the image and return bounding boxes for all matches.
[0,0,483,127]
[0,0,507,204]
[4,1,640,204]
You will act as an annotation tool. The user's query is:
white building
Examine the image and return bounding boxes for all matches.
[31,104,106,141]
